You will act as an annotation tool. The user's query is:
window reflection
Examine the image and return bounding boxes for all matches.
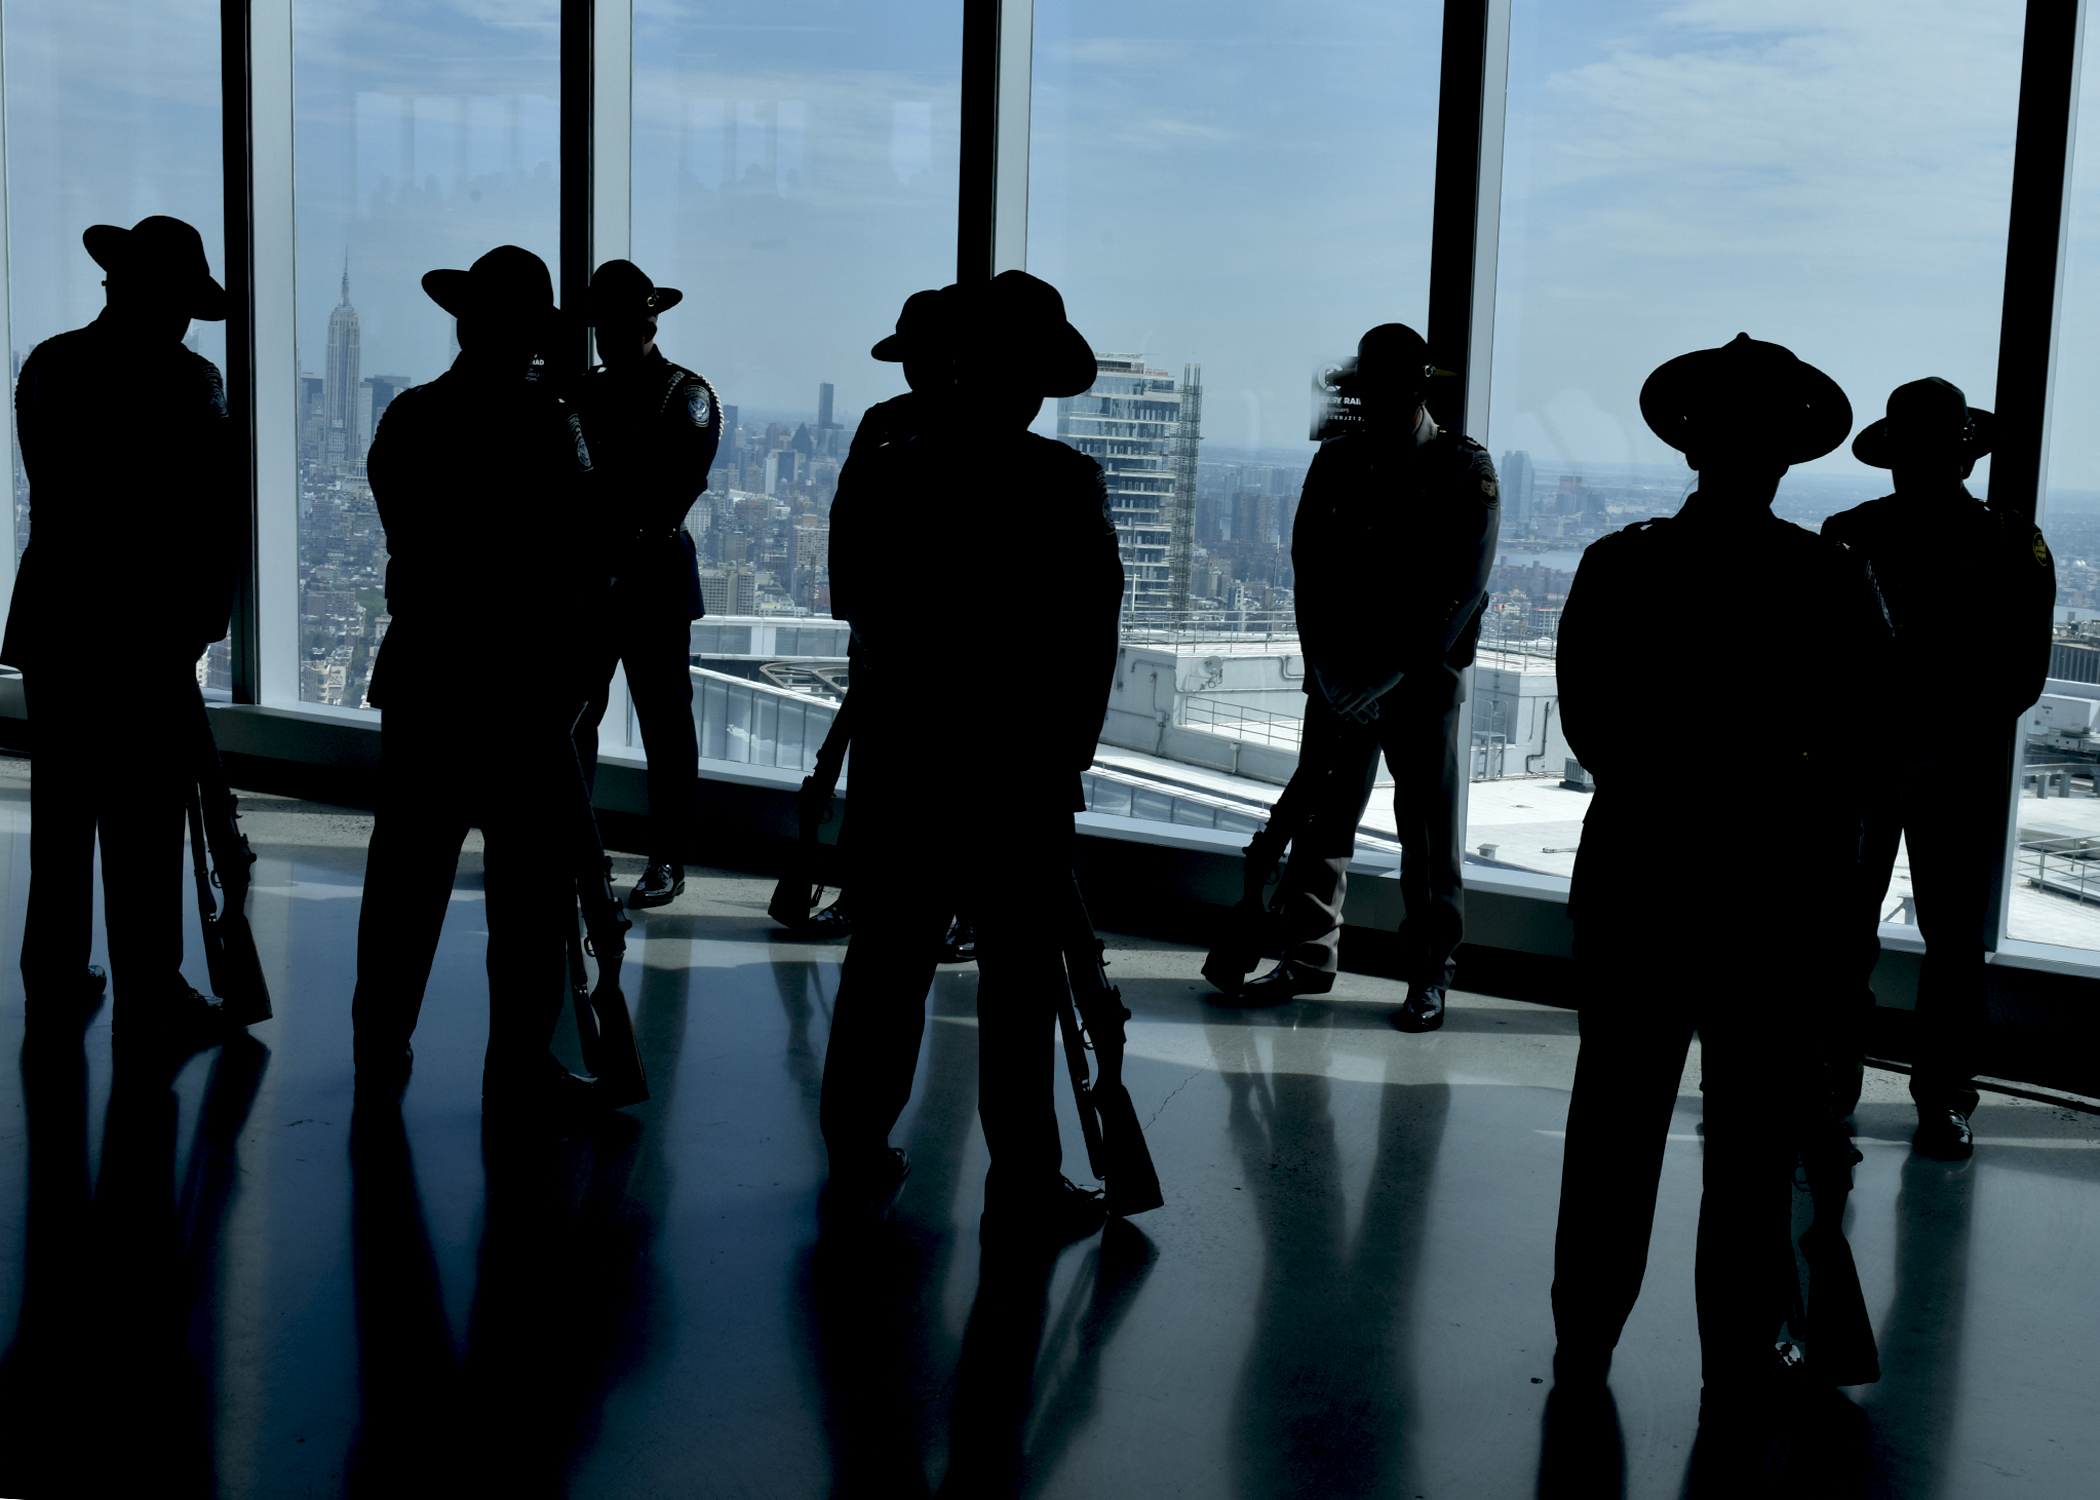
[1477,0,2026,886]
[291,0,561,708]
[0,0,224,677]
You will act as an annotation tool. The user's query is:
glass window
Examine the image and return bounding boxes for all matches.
[1477,1,2025,888]
[630,0,961,678]
[1028,0,1441,837]
[2,0,224,667]
[2019,23,2100,950]
[291,0,562,707]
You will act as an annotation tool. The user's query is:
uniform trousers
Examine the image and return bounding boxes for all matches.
[1274,692,1465,987]
[21,660,200,1001]
[1850,740,2004,1116]
[350,703,573,1077]
[573,604,699,865]
[818,759,1073,1195]
[1552,912,1808,1383]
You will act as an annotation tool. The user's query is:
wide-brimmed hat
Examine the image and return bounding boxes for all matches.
[422,245,558,325]
[585,258,682,325]
[1640,333,1852,464]
[966,271,1099,397]
[871,287,953,362]
[83,216,228,321]
[1355,323,1458,399]
[1851,377,1994,469]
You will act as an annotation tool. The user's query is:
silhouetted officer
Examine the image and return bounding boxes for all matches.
[350,246,604,1115]
[819,272,1123,1243]
[787,286,960,939]
[1823,378,2054,1158]
[1238,324,1498,1030]
[4,216,242,1037]
[1551,334,1885,1403]
[570,259,721,910]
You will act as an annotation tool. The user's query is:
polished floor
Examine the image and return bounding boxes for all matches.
[0,764,2096,1498]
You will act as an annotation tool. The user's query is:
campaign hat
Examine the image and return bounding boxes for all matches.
[1851,376,1994,469]
[1640,332,1852,464]
[871,287,954,362]
[584,258,683,324]
[967,271,1099,397]
[1354,323,1459,399]
[421,245,559,325]
[82,216,228,321]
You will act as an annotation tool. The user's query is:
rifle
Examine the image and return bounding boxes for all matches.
[769,690,854,931]
[1791,1088,1880,1385]
[565,741,648,1108]
[1056,878,1164,1217]
[1201,760,1321,994]
[188,692,271,1026]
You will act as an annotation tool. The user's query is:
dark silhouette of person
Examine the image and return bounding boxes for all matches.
[3,216,243,1037]
[349,245,607,1117]
[569,259,722,910]
[1550,334,1887,1412]
[1822,378,2054,1159]
[785,287,960,941]
[817,271,1123,1243]
[1238,323,1499,1030]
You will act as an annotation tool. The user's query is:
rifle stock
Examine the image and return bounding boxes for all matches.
[770,692,854,929]
[1061,878,1164,1217]
[565,732,647,1107]
[190,693,271,1025]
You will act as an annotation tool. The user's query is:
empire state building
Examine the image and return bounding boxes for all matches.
[323,260,361,471]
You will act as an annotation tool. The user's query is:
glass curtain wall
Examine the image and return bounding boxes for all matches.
[1,0,224,664]
[2016,17,2100,951]
[630,0,962,649]
[1472,0,2026,889]
[1027,0,1442,827]
[290,0,561,709]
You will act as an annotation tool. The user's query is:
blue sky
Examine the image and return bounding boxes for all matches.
[13,0,2100,499]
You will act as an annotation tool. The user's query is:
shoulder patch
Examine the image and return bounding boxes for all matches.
[1479,475,1498,500]
[686,383,714,428]
[2034,530,2054,568]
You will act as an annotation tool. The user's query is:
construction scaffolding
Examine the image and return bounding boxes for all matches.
[1167,362,1203,616]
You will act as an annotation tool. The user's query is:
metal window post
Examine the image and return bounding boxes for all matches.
[959,0,1032,282]
[1992,0,2089,947]
[1428,0,1513,858]
[225,0,298,706]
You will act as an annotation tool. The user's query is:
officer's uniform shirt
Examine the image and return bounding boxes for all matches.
[1559,499,1889,923]
[3,312,240,669]
[1821,486,2055,737]
[846,422,1121,794]
[577,350,721,620]
[365,355,597,712]
[827,390,919,628]
[1291,413,1501,712]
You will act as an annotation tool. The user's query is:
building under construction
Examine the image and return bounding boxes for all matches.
[1056,353,1202,620]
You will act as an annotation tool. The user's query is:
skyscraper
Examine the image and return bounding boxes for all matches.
[817,382,835,430]
[324,259,362,472]
[1500,449,1535,525]
[1057,354,1203,617]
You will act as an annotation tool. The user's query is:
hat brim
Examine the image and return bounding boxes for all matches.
[1037,322,1100,398]
[1852,408,1996,468]
[83,223,230,322]
[1640,347,1853,465]
[870,331,910,362]
[424,267,557,326]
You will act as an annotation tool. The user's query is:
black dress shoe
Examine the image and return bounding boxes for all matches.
[1390,983,1446,1032]
[1913,1108,1974,1160]
[981,1176,1108,1247]
[1231,961,1334,1006]
[355,1043,415,1101]
[828,1146,911,1203]
[123,985,229,1046]
[627,863,686,909]
[799,901,852,939]
[483,1055,604,1126]
[24,965,108,1026]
